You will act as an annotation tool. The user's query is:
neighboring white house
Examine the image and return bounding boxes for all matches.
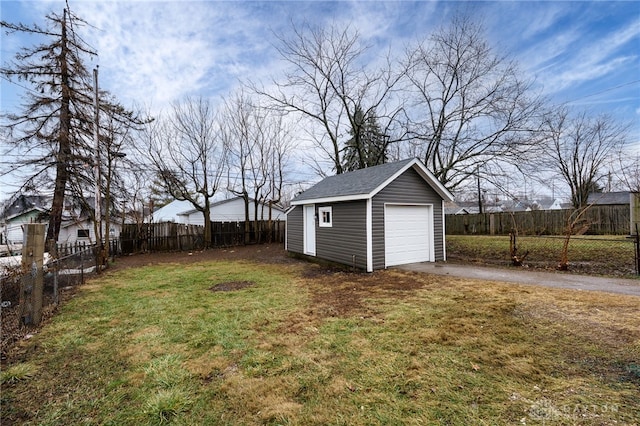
[1,194,123,246]
[154,197,287,225]
[151,200,194,223]
[1,195,50,245]
[57,218,122,245]
[3,207,49,244]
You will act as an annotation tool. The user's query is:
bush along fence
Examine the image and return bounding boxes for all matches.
[119,220,285,254]
[446,233,640,277]
[446,205,630,235]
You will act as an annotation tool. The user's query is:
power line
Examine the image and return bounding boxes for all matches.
[0,75,41,97]
[565,79,640,104]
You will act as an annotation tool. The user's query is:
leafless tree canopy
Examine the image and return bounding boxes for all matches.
[220,90,292,242]
[541,107,630,209]
[143,96,227,248]
[403,14,545,191]
[612,147,640,193]
[253,22,405,175]
[4,9,635,222]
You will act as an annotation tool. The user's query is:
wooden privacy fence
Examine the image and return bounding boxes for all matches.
[446,205,631,235]
[120,220,285,254]
[120,222,204,253]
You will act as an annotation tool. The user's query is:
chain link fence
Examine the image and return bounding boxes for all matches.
[1,246,98,359]
[446,234,639,278]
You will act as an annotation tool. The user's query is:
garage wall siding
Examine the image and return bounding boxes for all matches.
[286,205,303,253]
[372,168,445,269]
[316,201,368,270]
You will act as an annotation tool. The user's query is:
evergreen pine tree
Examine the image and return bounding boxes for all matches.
[342,106,388,172]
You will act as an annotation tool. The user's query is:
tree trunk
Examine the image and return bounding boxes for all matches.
[203,197,212,249]
[45,9,72,245]
[243,193,250,244]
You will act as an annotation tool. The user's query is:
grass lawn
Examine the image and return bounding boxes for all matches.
[2,248,639,425]
[446,234,638,277]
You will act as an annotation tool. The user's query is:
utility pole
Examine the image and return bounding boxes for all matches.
[93,66,103,269]
[476,166,483,215]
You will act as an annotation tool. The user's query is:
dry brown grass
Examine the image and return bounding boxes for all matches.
[2,246,639,425]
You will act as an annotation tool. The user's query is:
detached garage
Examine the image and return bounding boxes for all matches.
[286,158,454,271]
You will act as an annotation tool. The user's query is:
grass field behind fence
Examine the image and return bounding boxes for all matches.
[2,257,639,425]
[446,235,638,277]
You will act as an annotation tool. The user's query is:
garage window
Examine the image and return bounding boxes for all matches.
[319,206,332,227]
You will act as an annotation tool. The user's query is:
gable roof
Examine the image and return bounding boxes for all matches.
[1,194,50,220]
[291,158,454,205]
[178,196,287,216]
[5,206,49,222]
[152,200,194,222]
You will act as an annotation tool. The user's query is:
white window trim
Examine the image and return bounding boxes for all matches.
[318,206,333,227]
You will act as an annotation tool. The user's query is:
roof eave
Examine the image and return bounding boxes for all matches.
[369,158,454,202]
[291,158,454,206]
[290,193,370,205]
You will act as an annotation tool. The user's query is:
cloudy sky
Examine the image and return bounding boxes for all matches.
[1,0,639,199]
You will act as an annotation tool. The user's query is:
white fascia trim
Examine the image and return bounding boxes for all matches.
[415,164,455,202]
[441,199,447,261]
[366,198,373,272]
[291,194,370,206]
[369,160,417,199]
[369,158,454,202]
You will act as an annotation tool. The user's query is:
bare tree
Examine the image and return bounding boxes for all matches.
[263,115,292,242]
[541,108,629,209]
[220,91,254,243]
[99,107,138,258]
[404,14,544,190]
[143,97,227,248]
[253,22,405,175]
[1,7,140,246]
[612,147,640,193]
[221,91,292,243]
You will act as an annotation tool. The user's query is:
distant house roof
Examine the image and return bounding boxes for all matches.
[5,206,49,222]
[1,194,50,220]
[152,200,194,222]
[178,196,287,216]
[291,158,454,205]
[587,191,630,205]
[444,201,470,215]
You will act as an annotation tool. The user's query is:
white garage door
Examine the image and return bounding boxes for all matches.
[385,204,432,267]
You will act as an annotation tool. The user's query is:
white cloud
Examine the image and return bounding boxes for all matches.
[531,16,640,95]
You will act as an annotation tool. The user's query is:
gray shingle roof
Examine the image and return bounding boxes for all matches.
[587,191,630,205]
[292,158,423,203]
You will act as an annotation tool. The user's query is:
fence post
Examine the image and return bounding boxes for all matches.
[18,223,46,326]
[635,224,640,276]
[49,241,59,305]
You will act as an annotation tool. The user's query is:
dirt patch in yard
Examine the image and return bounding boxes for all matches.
[297,264,435,318]
[210,281,255,292]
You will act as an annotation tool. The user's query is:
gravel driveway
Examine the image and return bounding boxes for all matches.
[397,262,640,297]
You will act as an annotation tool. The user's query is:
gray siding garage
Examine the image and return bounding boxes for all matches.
[286,158,454,272]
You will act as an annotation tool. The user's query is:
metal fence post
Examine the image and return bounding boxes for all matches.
[635,224,639,276]
[80,249,84,284]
